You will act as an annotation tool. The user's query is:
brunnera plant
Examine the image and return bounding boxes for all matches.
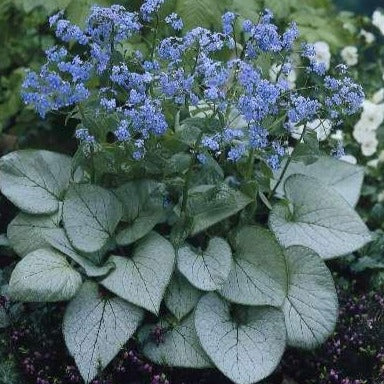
[0,1,372,383]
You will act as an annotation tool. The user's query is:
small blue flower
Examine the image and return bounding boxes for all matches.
[140,0,165,21]
[165,13,183,31]
[222,12,236,35]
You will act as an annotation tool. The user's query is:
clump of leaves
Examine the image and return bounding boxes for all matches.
[0,147,371,384]
[0,2,372,384]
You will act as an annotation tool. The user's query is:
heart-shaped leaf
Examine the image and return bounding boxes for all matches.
[101,232,175,314]
[9,248,82,302]
[7,211,61,257]
[195,293,286,384]
[177,237,232,291]
[63,281,144,383]
[182,184,252,236]
[63,184,122,253]
[114,180,165,222]
[114,180,166,246]
[272,156,364,206]
[140,314,212,368]
[116,210,165,246]
[0,150,71,214]
[269,175,371,259]
[45,228,115,277]
[282,245,338,348]
[219,226,287,307]
[164,271,202,321]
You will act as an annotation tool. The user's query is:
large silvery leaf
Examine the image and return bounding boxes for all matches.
[283,246,338,348]
[114,180,165,222]
[140,314,212,368]
[195,293,286,384]
[219,226,287,307]
[7,211,61,257]
[45,228,115,277]
[272,156,364,206]
[177,237,232,291]
[101,232,175,314]
[115,180,166,246]
[9,248,82,302]
[63,184,122,253]
[0,150,71,214]
[181,184,252,236]
[164,271,202,320]
[269,175,371,259]
[63,281,144,383]
[116,210,165,246]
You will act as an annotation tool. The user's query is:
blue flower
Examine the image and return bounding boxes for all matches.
[288,95,320,124]
[140,0,165,21]
[222,12,236,35]
[165,13,183,31]
[114,120,130,141]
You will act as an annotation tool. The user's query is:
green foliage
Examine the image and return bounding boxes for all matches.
[282,246,338,348]
[0,359,21,384]
[140,314,212,368]
[0,150,71,214]
[101,232,175,314]
[9,248,82,302]
[219,226,287,307]
[195,293,286,384]
[175,0,231,30]
[63,184,123,253]
[177,237,232,291]
[0,116,372,384]
[269,174,371,259]
[63,281,144,383]
[272,156,365,207]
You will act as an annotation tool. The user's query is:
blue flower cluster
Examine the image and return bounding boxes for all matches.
[21,3,364,169]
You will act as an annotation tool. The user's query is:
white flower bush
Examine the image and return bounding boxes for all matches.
[353,99,384,156]
[341,46,358,66]
[372,9,384,36]
[313,41,331,70]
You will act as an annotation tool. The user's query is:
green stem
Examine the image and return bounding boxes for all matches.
[150,14,159,61]
[246,148,255,180]
[181,132,204,214]
[269,124,307,198]
[78,104,96,183]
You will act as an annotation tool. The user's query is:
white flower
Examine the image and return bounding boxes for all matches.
[372,88,384,104]
[353,121,374,143]
[354,100,384,135]
[340,46,358,66]
[378,190,384,203]
[359,29,376,44]
[361,135,379,156]
[373,10,384,36]
[331,129,344,141]
[313,41,331,70]
[291,119,332,141]
[286,146,294,155]
[269,63,297,89]
[340,154,357,164]
[367,158,379,168]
